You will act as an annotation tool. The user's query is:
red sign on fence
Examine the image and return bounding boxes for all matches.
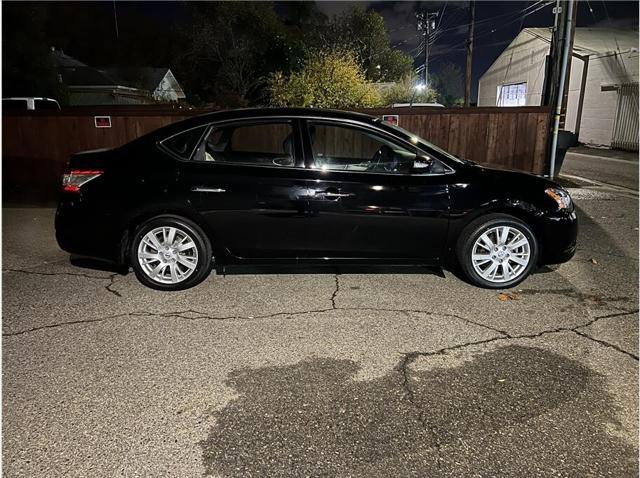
[382,114,399,126]
[94,116,112,128]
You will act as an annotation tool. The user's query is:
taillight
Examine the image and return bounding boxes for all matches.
[62,170,103,193]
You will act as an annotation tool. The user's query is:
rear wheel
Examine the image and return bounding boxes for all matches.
[130,215,212,291]
[457,214,538,288]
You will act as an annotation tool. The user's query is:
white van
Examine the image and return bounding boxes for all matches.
[3,97,61,111]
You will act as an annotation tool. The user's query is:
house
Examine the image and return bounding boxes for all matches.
[101,67,186,103]
[478,28,639,150]
[52,49,186,105]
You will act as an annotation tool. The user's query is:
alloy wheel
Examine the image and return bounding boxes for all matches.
[471,225,531,283]
[137,226,199,284]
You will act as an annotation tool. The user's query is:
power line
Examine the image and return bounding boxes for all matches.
[416,10,439,85]
[436,0,547,36]
[441,1,553,54]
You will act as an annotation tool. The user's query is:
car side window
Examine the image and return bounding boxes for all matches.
[308,123,416,174]
[161,126,207,160]
[192,122,296,167]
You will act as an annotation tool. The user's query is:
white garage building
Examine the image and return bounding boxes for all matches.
[478,28,639,150]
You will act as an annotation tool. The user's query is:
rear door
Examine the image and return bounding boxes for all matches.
[302,120,450,261]
[171,119,311,259]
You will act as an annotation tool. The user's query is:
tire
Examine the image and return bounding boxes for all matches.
[130,215,213,291]
[456,213,538,289]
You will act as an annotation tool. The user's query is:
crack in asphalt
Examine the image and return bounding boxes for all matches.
[105,273,122,297]
[4,268,112,281]
[331,273,340,309]
[347,306,512,338]
[571,329,639,360]
[2,313,130,337]
[5,268,124,298]
[5,302,637,363]
[4,267,638,359]
[393,308,639,467]
[396,309,639,401]
[128,307,337,322]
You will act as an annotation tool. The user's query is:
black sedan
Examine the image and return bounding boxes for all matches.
[56,108,577,291]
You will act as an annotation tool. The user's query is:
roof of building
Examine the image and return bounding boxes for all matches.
[51,49,87,68]
[524,27,639,56]
[51,49,178,92]
[101,67,171,91]
[52,49,119,87]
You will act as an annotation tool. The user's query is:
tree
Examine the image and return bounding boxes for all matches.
[268,51,381,108]
[380,74,438,106]
[3,3,67,101]
[431,62,465,107]
[178,2,292,106]
[311,8,413,82]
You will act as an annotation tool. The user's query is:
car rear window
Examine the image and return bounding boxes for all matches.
[161,126,207,159]
[191,121,296,167]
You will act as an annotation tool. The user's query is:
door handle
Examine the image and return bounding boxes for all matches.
[315,188,355,199]
[191,187,226,193]
[324,191,355,199]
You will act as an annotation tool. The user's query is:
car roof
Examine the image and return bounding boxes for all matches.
[192,107,377,123]
[3,97,59,101]
[148,107,381,141]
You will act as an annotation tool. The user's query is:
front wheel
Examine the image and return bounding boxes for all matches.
[457,214,538,289]
[130,215,212,291]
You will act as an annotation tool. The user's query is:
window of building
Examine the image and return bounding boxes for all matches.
[497,82,527,107]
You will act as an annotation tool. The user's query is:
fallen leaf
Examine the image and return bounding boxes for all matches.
[497,292,520,301]
[590,258,598,265]
[497,293,510,301]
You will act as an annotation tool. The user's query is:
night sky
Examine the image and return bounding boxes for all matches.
[314,1,639,100]
[22,1,639,102]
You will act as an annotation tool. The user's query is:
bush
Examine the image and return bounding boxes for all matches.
[268,51,382,108]
[380,75,439,106]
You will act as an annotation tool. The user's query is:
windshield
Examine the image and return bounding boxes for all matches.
[376,120,471,165]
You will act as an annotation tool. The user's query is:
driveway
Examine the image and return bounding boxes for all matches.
[2,183,638,476]
[562,147,639,191]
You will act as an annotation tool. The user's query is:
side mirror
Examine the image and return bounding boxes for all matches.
[412,154,433,172]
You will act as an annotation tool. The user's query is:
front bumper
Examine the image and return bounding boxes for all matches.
[536,209,578,265]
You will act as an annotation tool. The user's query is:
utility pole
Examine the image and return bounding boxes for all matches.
[548,0,575,178]
[464,0,475,107]
[542,0,567,106]
[559,2,578,128]
[416,10,438,87]
[113,0,119,40]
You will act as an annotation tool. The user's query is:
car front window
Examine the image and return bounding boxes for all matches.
[376,120,470,165]
[308,122,416,174]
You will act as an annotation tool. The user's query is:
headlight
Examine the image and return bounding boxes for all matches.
[545,187,572,209]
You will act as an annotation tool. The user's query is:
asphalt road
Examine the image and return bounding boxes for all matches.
[3,183,638,476]
[562,148,639,191]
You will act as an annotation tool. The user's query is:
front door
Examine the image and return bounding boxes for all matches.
[177,119,311,259]
[302,121,450,261]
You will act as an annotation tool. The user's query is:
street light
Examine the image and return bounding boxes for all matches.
[410,83,425,107]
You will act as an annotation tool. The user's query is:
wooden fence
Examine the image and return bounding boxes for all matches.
[3,106,550,204]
